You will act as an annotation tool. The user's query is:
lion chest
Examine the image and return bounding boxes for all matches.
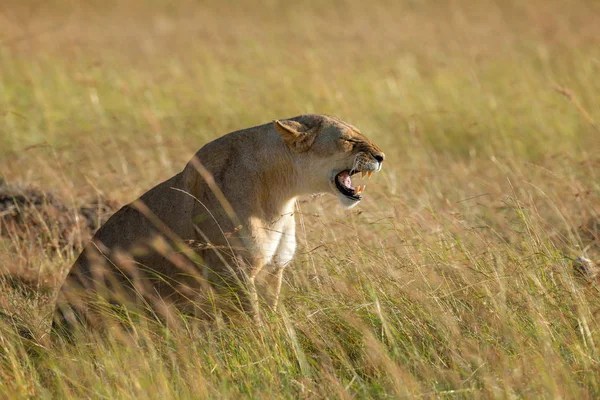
[250,209,297,268]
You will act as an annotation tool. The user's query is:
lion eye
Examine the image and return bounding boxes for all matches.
[342,139,356,151]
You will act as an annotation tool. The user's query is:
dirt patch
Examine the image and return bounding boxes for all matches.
[0,179,117,254]
[572,216,600,280]
[0,180,119,334]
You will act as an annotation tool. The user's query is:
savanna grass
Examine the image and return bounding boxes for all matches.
[1,0,599,397]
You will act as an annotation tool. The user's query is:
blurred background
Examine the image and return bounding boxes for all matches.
[1,0,598,199]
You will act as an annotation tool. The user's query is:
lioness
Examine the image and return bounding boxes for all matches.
[53,114,385,332]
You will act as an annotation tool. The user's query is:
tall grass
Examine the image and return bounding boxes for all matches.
[1,0,599,397]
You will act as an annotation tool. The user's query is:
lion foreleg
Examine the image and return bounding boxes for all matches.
[265,219,296,311]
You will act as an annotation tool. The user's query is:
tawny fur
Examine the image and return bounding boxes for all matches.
[53,114,385,332]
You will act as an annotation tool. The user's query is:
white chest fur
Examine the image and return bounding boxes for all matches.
[257,200,297,269]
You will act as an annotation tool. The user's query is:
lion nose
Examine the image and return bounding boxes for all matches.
[373,152,385,163]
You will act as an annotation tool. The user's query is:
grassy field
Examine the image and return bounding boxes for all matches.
[1,0,600,397]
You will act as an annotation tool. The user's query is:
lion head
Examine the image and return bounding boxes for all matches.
[274,114,385,208]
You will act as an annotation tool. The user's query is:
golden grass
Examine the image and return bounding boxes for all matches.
[1,0,600,397]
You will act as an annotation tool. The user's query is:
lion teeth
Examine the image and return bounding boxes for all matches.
[361,171,366,178]
[356,185,365,194]
[367,171,373,179]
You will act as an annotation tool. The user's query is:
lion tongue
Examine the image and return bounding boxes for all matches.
[338,171,353,189]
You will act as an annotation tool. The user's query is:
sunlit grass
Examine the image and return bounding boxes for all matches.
[1,0,599,397]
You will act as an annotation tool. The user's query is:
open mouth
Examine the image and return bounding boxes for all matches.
[334,169,374,201]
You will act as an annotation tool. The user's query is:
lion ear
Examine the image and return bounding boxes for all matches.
[273,119,321,153]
